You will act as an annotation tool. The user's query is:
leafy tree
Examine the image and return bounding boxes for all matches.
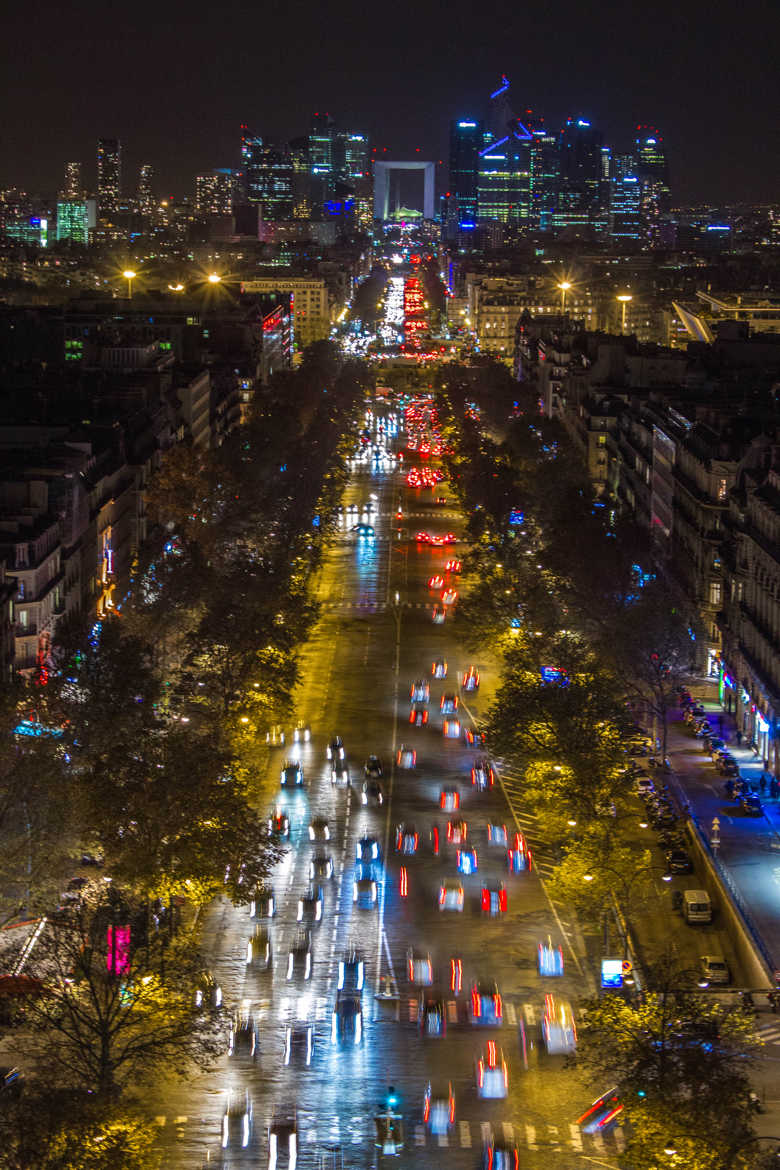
[25,890,226,1100]
[576,953,760,1168]
[0,1089,161,1170]
[598,578,701,758]
[545,843,656,939]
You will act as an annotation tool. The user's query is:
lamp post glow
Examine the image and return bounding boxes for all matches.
[617,293,633,333]
[168,282,184,292]
[207,273,222,285]
[558,281,572,312]
[122,269,137,299]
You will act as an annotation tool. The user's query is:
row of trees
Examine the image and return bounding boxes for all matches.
[0,343,370,1164]
[437,364,767,1168]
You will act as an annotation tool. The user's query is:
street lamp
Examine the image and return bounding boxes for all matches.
[558,280,572,312]
[122,269,137,298]
[168,282,184,292]
[616,293,633,333]
[207,272,222,285]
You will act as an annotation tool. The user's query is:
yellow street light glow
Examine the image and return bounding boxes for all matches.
[582,873,595,882]
[617,293,633,332]
[208,273,222,284]
[168,282,184,292]
[557,281,572,292]
[616,294,633,302]
[123,269,137,280]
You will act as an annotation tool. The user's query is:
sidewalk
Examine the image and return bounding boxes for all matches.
[662,682,780,978]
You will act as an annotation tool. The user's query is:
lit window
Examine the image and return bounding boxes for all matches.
[709,581,722,606]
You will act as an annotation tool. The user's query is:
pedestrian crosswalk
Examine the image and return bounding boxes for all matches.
[152,1112,624,1156]
[756,1019,780,1046]
[322,600,456,613]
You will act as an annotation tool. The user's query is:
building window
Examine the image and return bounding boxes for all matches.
[718,477,727,501]
[597,434,607,447]
[709,581,722,606]
[16,581,24,599]
[15,544,28,567]
[18,610,27,627]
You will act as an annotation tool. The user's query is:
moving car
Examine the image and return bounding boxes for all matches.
[700,954,731,984]
[361,779,385,806]
[326,736,345,761]
[432,604,446,624]
[428,575,445,590]
[297,885,323,925]
[280,760,304,787]
[353,870,378,909]
[269,809,290,838]
[475,1041,508,1099]
[481,1132,519,1170]
[365,755,384,778]
[222,1090,252,1149]
[440,693,458,714]
[286,930,312,981]
[447,819,468,845]
[542,994,577,1054]
[309,816,330,842]
[283,1022,314,1066]
[249,884,275,918]
[423,1081,455,1134]
[356,836,380,862]
[472,758,494,789]
[487,822,508,847]
[446,559,462,573]
[293,721,310,743]
[457,847,478,875]
[441,589,458,606]
[354,524,375,538]
[309,854,333,881]
[397,745,417,768]
[440,786,460,811]
[396,824,419,855]
[419,997,447,1036]
[462,668,480,692]
[442,718,461,738]
[268,1115,298,1170]
[411,679,430,702]
[432,659,448,679]
[228,1011,257,1059]
[246,924,272,969]
[338,949,365,992]
[331,992,363,1045]
[407,948,434,986]
[409,704,429,727]
[439,879,465,912]
[481,883,508,915]
[740,794,764,817]
[331,758,350,787]
[469,980,503,1025]
[576,1087,624,1135]
[194,969,223,1010]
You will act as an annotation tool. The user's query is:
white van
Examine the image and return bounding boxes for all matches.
[683,889,712,924]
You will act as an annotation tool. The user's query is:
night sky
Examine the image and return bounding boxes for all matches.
[2,0,779,205]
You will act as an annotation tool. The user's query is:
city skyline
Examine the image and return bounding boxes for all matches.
[1,0,778,205]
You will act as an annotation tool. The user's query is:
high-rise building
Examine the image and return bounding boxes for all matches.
[554,118,605,234]
[309,112,336,202]
[97,138,121,216]
[476,77,532,227]
[289,137,312,219]
[137,164,155,217]
[56,200,90,244]
[195,169,240,216]
[63,162,83,200]
[635,126,671,240]
[241,133,293,220]
[609,153,642,240]
[528,128,559,231]
[449,119,482,227]
[334,131,371,223]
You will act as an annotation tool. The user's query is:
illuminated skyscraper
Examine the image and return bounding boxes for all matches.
[635,126,671,240]
[137,163,155,217]
[609,154,642,240]
[63,161,83,200]
[97,138,121,216]
[195,169,239,215]
[476,77,532,227]
[241,132,293,219]
[553,118,605,234]
[449,118,482,226]
[56,200,90,244]
[528,127,559,231]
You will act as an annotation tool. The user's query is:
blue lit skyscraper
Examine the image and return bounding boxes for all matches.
[609,154,642,240]
[553,118,605,234]
[635,126,671,240]
[476,76,532,227]
[241,131,293,219]
[448,118,482,226]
